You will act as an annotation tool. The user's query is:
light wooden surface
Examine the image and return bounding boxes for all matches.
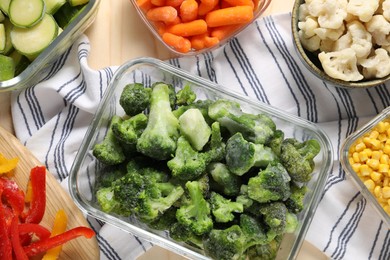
[0,126,100,259]
[0,0,329,259]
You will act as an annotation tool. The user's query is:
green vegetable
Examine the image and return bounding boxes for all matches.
[176,180,213,236]
[225,132,277,176]
[175,84,196,106]
[179,108,211,151]
[93,115,126,166]
[280,138,321,183]
[136,82,180,160]
[209,192,243,223]
[208,99,276,145]
[0,54,14,81]
[285,183,308,214]
[247,162,291,203]
[119,83,152,116]
[208,162,241,196]
[169,222,204,249]
[111,113,148,145]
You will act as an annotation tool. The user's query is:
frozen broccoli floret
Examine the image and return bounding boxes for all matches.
[285,211,298,233]
[136,82,180,160]
[245,236,282,260]
[280,138,321,183]
[259,202,289,239]
[247,163,291,203]
[167,136,211,181]
[268,129,284,156]
[236,185,254,210]
[208,99,276,145]
[173,99,214,124]
[93,115,126,165]
[96,187,130,216]
[207,162,241,196]
[95,163,127,190]
[239,214,269,247]
[204,121,226,163]
[176,85,196,106]
[225,132,277,176]
[179,108,211,151]
[169,222,204,249]
[111,113,148,145]
[209,192,243,223]
[148,207,178,231]
[119,83,152,116]
[176,180,213,235]
[285,183,308,214]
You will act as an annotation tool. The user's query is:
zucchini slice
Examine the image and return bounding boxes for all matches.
[0,0,10,15]
[68,0,89,7]
[0,54,15,81]
[0,18,13,55]
[0,23,4,52]
[10,14,58,59]
[44,0,66,14]
[0,10,4,22]
[9,50,30,76]
[9,0,45,28]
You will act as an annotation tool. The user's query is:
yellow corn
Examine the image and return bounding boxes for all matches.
[348,118,390,216]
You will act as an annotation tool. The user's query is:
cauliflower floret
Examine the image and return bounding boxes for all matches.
[347,0,380,22]
[383,0,390,21]
[298,16,319,38]
[307,0,347,29]
[360,48,390,78]
[299,30,321,52]
[318,48,364,81]
[314,23,345,41]
[347,20,373,59]
[319,39,335,52]
[333,32,352,51]
[366,15,390,46]
[298,3,310,21]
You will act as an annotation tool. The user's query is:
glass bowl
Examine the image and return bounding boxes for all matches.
[291,0,390,89]
[129,0,272,56]
[69,57,333,259]
[0,0,100,92]
[340,107,390,228]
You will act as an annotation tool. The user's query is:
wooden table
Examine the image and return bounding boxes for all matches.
[0,0,328,259]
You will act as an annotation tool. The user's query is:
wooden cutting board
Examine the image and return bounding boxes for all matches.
[0,126,100,259]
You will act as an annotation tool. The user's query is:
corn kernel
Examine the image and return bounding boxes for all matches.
[364,179,375,191]
[374,186,382,198]
[384,205,390,215]
[363,148,373,157]
[379,164,389,173]
[384,177,389,187]
[352,152,360,162]
[360,165,372,176]
[383,187,390,199]
[380,154,389,164]
[355,142,366,152]
[384,144,390,155]
[372,151,382,160]
[369,130,379,139]
[371,171,383,182]
[367,159,380,170]
[378,133,387,142]
[370,139,382,150]
[377,121,387,133]
[351,163,361,173]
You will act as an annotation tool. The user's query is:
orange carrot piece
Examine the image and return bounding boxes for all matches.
[180,0,199,22]
[167,19,208,37]
[223,0,254,8]
[151,0,165,6]
[165,0,184,7]
[137,0,153,12]
[162,32,192,53]
[155,21,168,35]
[147,6,178,23]
[191,33,219,50]
[210,24,241,40]
[165,16,181,25]
[205,6,254,27]
[198,0,219,16]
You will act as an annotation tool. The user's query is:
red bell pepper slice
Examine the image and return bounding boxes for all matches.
[18,223,51,240]
[0,178,25,216]
[0,189,12,260]
[22,166,46,224]
[23,227,95,257]
[10,216,28,260]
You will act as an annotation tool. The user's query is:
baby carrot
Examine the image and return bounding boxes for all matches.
[151,0,165,6]
[180,0,199,22]
[147,6,178,23]
[167,19,208,36]
[223,0,254,8]
[205,5,254,27]
[190,33,220,50]
[211,24,241,40]
[165,0,184,7]
[162,32,192,53]
[198,0,219,16]
[137,0,153,12]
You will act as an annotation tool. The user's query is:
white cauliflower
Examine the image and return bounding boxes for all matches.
[347,0,380,22]
[347,20,373,59]
[307,0,347,29]
[333,32,352,51]
[314,23,345,41]
[320,39,335,52]
[318,48,364,81]
[298,3,310,21]
[360,48,390,78]
[299,30,321,52]
[383,0,390,21]
[365,15,390,46]
[298,16,319,38]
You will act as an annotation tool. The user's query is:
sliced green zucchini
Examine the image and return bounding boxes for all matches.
[0,23,4,52]
[68,0,89,7]
[9,50,30,76]
[0,54,15,81]
[0,10,4,22]
[44,0,66,14]
[0,18,13,55]
[0,0,11,15]
[10,14,58,60]
[9,0,45,28]
[54,2,85,28]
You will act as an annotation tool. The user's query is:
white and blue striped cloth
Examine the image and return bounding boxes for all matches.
[11,13,390,260]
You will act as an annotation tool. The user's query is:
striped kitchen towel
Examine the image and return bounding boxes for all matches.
[11,13,390,260]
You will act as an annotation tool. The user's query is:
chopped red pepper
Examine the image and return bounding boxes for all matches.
[23,227,95,257]
[18,223,51,240]
[0,189,12,260]
[22,166,46,224]
[0,178,25,216]
[10,216,28,260]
